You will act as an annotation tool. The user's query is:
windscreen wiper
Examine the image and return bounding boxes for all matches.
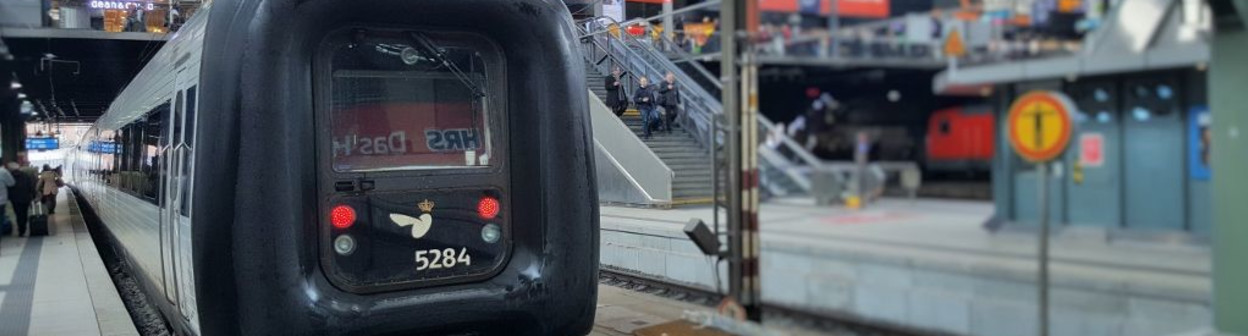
[409,32,485,98]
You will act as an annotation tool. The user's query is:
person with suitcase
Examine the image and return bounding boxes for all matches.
[37,165,60,215]
[6,162,37,237]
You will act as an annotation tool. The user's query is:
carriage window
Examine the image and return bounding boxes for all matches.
[326,32,495,172]
[143,102,170,203]
[180,86,197,216]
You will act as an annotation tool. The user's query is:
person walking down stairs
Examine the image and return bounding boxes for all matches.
[633,76,661,139]
[605,66,629,117]
[658,71,681,133]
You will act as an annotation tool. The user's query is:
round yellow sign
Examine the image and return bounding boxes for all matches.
[1007,91,1075,162]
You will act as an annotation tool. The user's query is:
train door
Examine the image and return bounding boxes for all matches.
[1122,76,1185,231]
[1064,81,1122,227]
[162,67,196,319]
[159,87,181,306]
[173,85,199,327]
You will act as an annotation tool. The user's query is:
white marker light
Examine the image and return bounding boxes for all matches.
[400,47,422,65]
[334,235,356,255]
[9,81,19,90]
[481,223,501,243]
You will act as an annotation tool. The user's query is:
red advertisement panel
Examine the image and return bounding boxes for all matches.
[759,0,799,12]
[838,0,889,18]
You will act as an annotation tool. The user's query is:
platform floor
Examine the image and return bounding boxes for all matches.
[599,197,1214,336]
[0,192,138,336]
[603,196,1209,293]
[593,284,833,336]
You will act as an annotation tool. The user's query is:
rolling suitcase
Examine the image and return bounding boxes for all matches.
[29,203,48,236]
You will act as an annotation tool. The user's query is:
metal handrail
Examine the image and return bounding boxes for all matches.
[578,17,722,138]
[601,18,831,166]
[578,15,821,195]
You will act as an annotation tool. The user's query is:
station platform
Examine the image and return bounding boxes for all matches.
[600,197,1213,336]
[0,192,810,336]
[0,192,138,336]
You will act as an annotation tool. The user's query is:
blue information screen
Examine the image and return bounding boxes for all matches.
[87,141,120,154]
[25,137,59,150]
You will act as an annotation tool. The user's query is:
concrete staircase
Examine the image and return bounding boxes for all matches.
[620,116,715,203]
[586,62,716,204]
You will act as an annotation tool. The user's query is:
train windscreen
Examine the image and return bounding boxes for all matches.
[329,37,492,172]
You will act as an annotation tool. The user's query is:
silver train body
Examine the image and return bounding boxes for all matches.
[67,6,207,334]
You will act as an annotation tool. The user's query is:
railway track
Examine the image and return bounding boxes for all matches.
[599,269,949,336]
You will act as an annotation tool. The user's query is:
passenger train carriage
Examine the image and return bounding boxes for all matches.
[67,0,599,334]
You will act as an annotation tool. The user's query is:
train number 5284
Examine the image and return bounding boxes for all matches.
[415,248,472,271]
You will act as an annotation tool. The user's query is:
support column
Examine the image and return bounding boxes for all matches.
[662,0,674,43]
[720,0,744,319]
[0,105,24,164]
[1210,8,1248,335]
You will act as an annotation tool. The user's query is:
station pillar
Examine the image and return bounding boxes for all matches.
[1210,2,1248,334]
[0,99,22,164]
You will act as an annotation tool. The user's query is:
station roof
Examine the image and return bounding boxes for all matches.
[1,32,165,123]
[933,0,1211,95]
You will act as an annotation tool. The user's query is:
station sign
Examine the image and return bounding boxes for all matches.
[1079,133,1103,167]
[25,137,59,151]
[87,141,121,154]
[1006,90,1076,336]
[1007,91,1075,163]
[89,0,156,10]
[944,28,966,58]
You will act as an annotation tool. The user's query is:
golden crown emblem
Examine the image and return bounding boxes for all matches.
[418,199,435,213]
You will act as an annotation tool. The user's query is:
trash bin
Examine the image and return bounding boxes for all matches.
[900,167,922,199]
[812,169,843,206]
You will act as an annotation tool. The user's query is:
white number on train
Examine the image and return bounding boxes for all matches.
[415,248,471,271]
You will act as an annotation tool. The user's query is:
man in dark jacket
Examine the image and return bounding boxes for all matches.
[605,67,628,117]
[6,163,37,237]
[633,76,660,139]
[658,71,681,133]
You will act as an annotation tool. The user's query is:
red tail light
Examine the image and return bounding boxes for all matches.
[478,197,499,219]
[331,205,356,229]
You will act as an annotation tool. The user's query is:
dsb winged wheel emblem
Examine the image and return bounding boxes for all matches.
[391,199,435,239]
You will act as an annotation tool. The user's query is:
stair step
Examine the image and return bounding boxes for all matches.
[656,154,709,161]
[667,161,711,167]
[653,148,708,154]
[665,161,712,168]
[673,181,721,188]
[670,164,711,169]
[652,150,708,156]
[675,179,724,185]
[674,190,714,197]
[657,154,709,160]
[645,141,701,147]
